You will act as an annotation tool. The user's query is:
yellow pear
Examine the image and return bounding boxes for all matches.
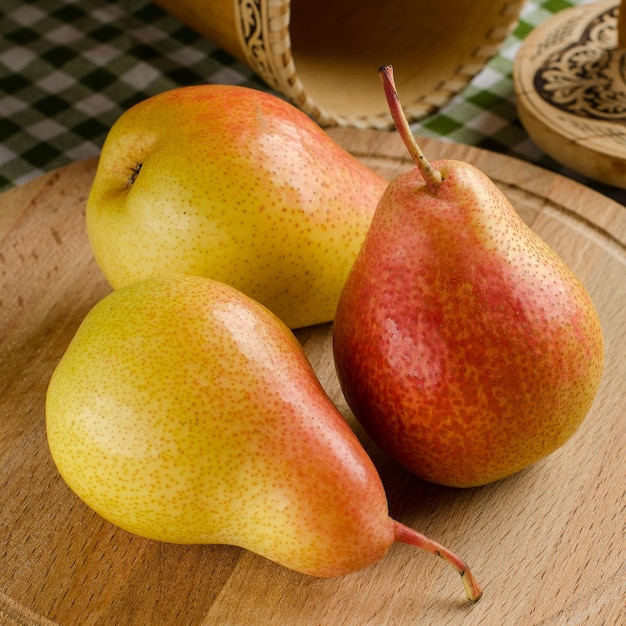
[46,274,481,602]
[85,84,386,329]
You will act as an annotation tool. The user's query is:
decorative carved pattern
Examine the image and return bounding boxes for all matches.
[534,7,626,121]
[236,0,281,90]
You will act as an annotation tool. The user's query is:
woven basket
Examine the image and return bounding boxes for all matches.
[153,0,526,128]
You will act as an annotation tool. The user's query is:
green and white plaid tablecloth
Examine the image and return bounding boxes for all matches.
[1,0,624,205]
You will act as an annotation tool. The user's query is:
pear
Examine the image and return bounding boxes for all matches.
[332,66,604,488]
[85,84,386,329]
[45,274,482,602]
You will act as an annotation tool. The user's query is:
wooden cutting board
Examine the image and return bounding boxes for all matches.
[1,128,625,626]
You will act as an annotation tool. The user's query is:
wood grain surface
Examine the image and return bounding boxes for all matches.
[1,128,625,625]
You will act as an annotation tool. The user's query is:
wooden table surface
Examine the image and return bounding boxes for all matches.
[1,128,625,625]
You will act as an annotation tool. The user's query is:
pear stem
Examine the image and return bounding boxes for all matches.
[379,65,443,195]
[393,520,483,603]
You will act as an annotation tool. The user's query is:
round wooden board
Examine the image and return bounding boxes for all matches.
[1,128,625,625]
[513,0,626,189]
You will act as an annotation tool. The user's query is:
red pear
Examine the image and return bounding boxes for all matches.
[332,65,604,488]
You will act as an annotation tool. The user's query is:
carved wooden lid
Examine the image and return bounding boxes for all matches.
[514,0,626,189]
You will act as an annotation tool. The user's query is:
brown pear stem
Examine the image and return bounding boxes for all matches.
[379,65,443,194]
[393,520,483,603]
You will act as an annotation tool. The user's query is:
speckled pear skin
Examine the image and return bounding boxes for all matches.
[46,275,394,577]
[333,161,605,488]
[85,85,386,329]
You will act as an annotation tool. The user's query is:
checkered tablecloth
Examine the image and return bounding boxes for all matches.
[1,0,624,205]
